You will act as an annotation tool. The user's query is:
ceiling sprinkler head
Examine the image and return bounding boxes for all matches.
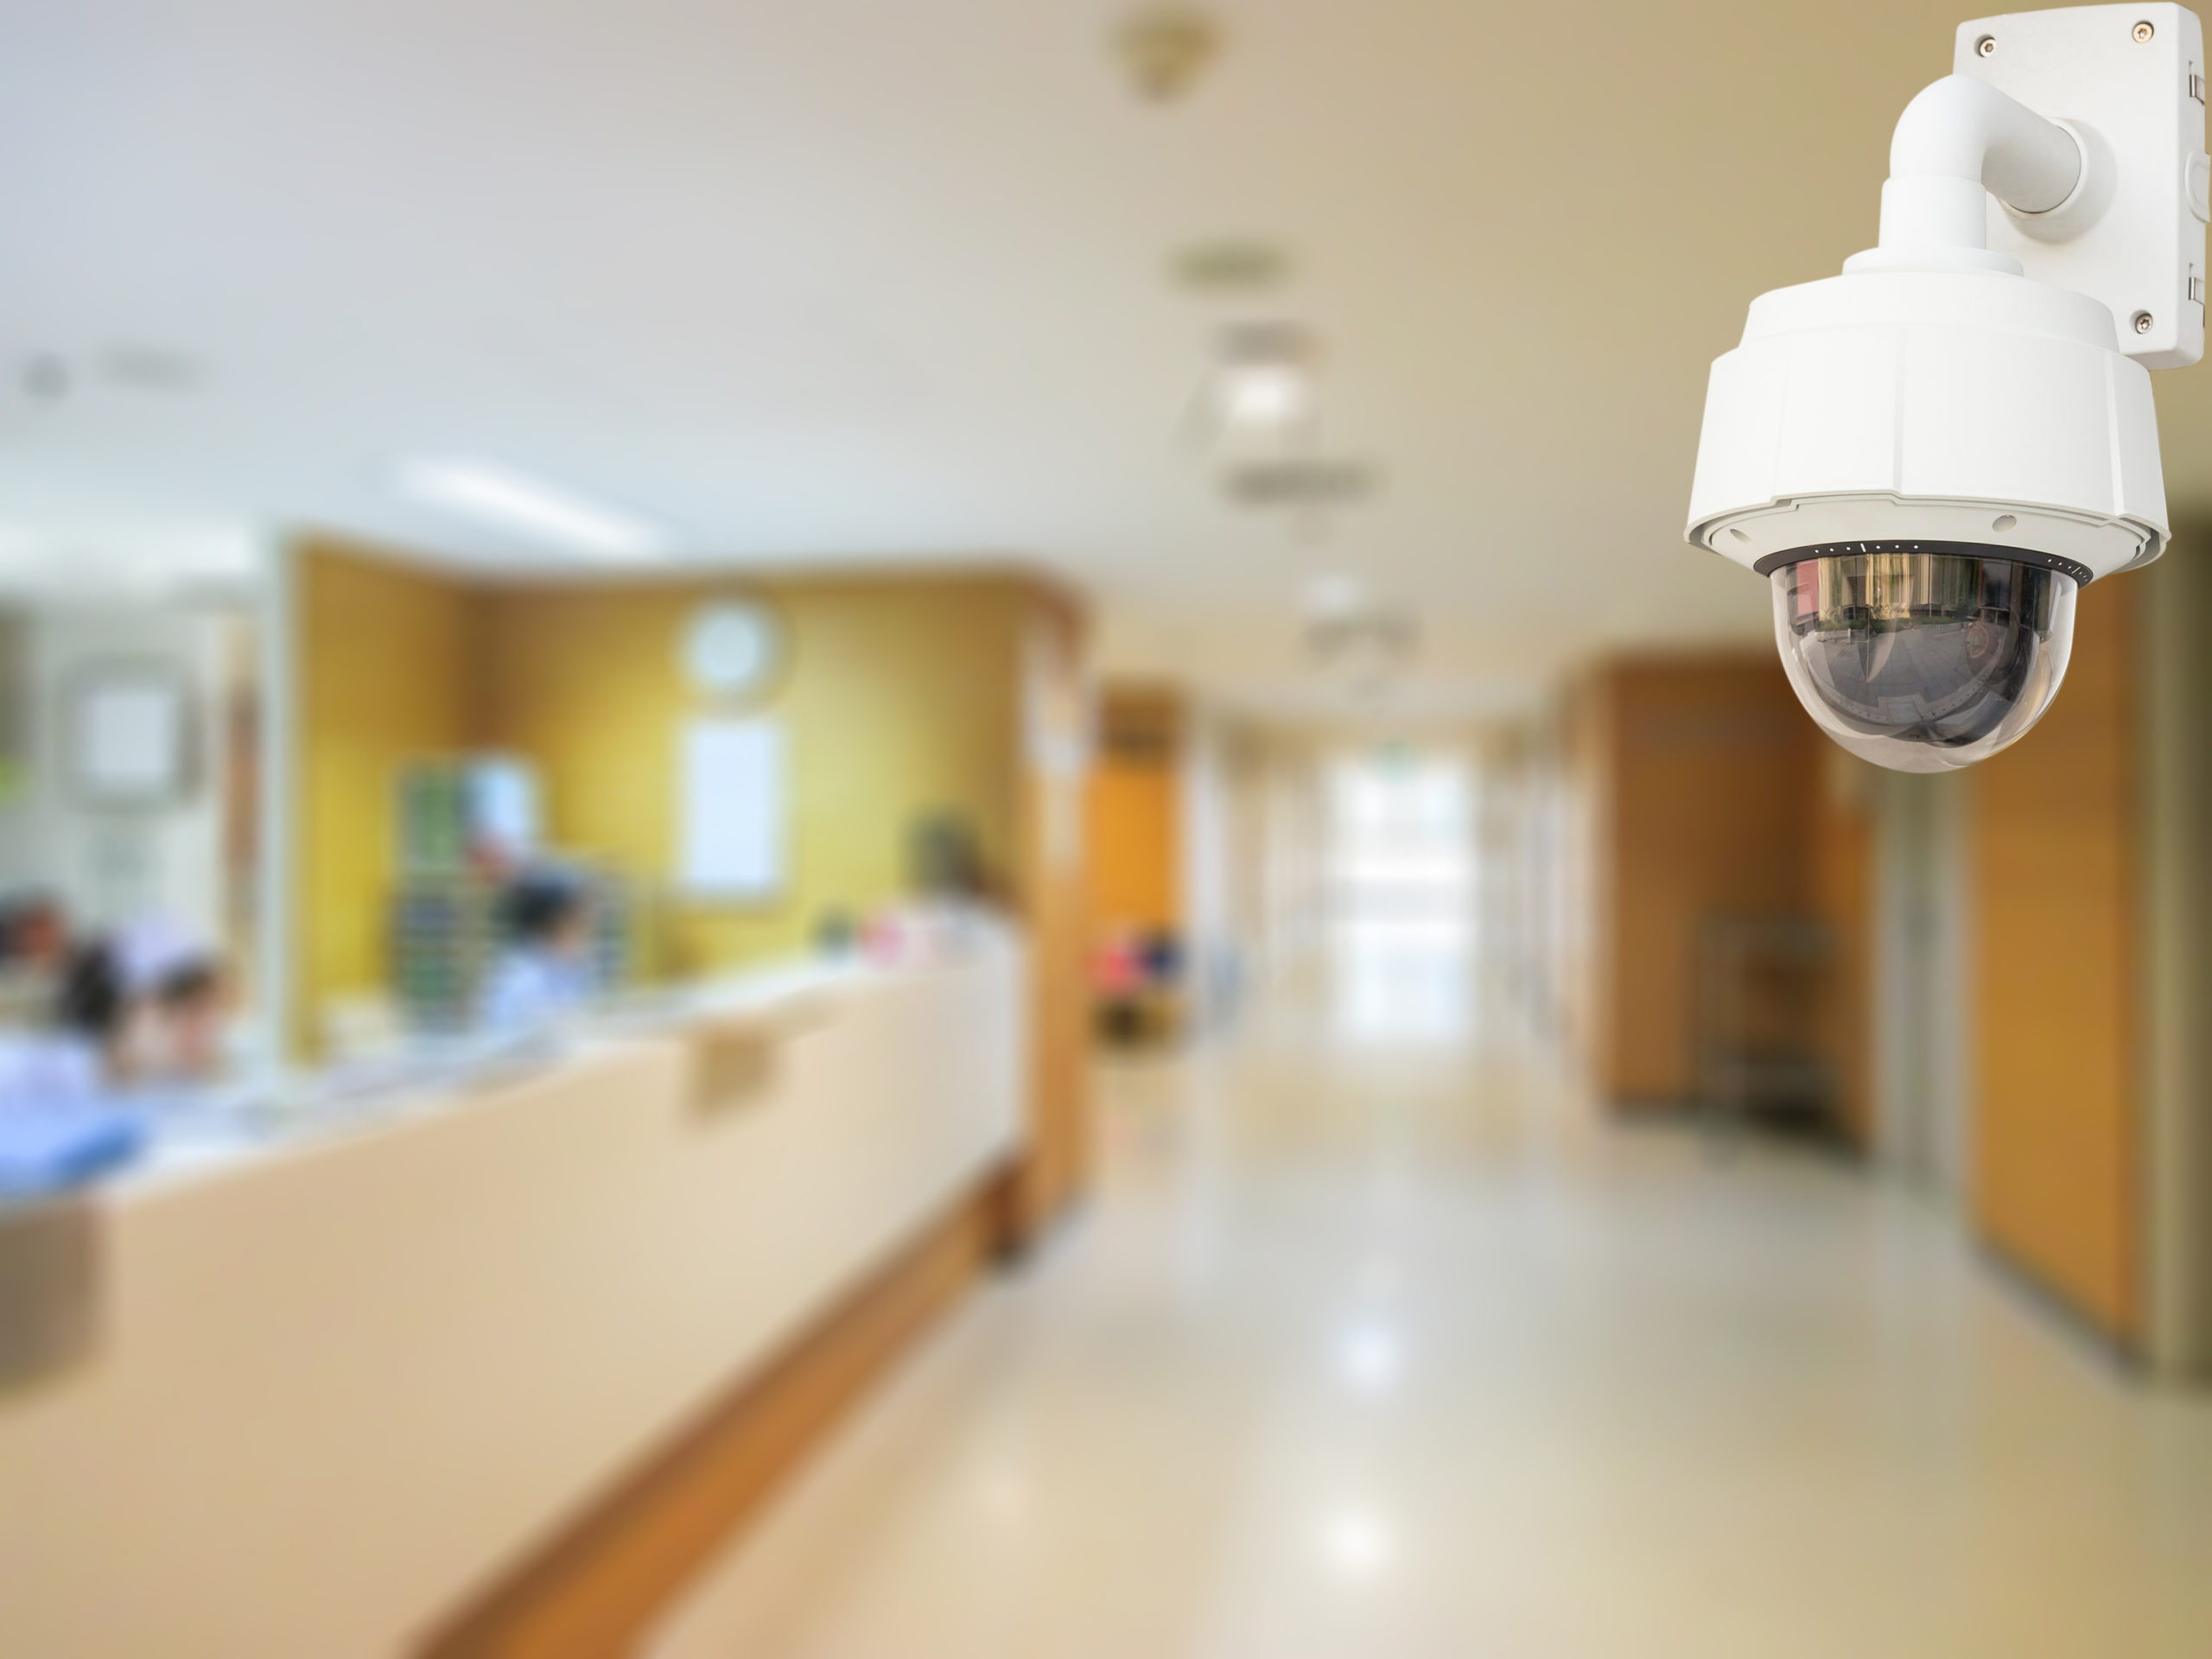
[1114,4,1221,103]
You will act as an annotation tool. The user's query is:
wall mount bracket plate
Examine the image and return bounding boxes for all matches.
[1964,3,2202,366]
[1959,3,2209,367]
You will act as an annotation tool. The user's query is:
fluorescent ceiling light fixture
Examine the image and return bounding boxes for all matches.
[393,457,671,561]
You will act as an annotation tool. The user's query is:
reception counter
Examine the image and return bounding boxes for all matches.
[0,926,1027,1657]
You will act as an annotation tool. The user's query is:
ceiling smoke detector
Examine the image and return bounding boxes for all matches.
[1113,4,1221,103]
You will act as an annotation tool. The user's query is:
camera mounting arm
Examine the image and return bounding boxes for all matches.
[1845,5,2208,368]
[1873,75,2084,257]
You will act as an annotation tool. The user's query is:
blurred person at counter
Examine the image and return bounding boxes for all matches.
[0,925,222,1194]
[857,812,1006,966]
[0,891,73,1031]
[480,870,599,1033]
[0,923,229,1194]
[40,924,231,1099]
[0,892,72,975]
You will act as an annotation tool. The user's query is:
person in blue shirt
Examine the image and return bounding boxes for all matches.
[479,873,599,1033]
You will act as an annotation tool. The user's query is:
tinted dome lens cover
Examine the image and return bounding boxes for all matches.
[1770,552,2076,772]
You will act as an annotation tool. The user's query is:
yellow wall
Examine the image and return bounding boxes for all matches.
[474,575,1027,979]
[288,537,1095,1235]
[291,538,475,1052]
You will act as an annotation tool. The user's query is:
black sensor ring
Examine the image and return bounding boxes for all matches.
[1749,539,2095,588]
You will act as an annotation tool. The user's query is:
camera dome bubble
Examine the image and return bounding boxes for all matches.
[1770,551,2076,772]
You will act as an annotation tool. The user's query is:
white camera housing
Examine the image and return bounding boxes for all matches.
[1687,3,2208,771]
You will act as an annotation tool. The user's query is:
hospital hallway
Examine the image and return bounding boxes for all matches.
[646,934,2212,1659]
[18,8,2212,1652]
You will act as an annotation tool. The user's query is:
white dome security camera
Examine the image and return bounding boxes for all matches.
[1688,3,2210,771]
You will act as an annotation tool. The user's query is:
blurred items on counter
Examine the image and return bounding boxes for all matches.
[857,902,999,969]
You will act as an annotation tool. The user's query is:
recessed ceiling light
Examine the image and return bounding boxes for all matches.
[1302,573,1367,618]
[392,456,670,561]
[1211,321,1316,434]
[1223,362,1310,427]
[1319,1509,1394,1581]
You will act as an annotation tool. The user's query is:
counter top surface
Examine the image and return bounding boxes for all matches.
[104,934,991,1200]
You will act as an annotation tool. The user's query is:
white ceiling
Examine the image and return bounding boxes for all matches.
[6,0,2212,705]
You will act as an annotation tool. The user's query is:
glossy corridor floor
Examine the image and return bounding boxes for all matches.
[652,940,2212,1658]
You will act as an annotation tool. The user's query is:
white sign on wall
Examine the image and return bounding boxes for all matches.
[677,716,785,900]
[71,669,191,805]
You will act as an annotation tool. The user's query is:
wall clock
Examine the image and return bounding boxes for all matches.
[681,598,784,701]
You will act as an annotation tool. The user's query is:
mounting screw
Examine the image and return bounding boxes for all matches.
[2135,19,2156,41]
[1976,34,1997,56]
[2134,309,2156,334]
